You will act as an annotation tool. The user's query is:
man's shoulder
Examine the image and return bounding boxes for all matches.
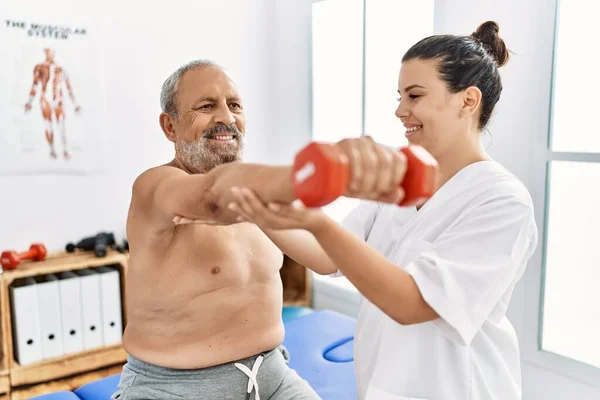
[133,164,186,190]
[128,165,183,236]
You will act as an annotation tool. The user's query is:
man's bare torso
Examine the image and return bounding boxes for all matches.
[122,168,285,369]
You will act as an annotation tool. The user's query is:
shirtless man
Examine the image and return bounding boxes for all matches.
[24,48,81,160]
[116,60,407,400]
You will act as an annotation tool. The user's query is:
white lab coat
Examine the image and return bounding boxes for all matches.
[336,161,538,400]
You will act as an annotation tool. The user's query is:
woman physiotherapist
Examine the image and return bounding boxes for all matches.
[196,21,537,400]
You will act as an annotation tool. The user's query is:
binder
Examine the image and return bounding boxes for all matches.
[96,266,123,345]
[58,271,84,354]
[10,277,43,365]
[35,274,64,359]
[75,269,104,349]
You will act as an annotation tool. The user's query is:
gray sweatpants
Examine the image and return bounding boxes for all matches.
[110,346,321,400]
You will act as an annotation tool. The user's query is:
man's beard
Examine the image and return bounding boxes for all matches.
[175,124,245,173]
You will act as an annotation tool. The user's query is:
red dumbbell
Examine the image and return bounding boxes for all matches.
[292,142,439,208]
[1,243,48,270]
[397,145,439,207]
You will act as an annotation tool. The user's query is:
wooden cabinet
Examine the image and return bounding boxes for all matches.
[0,251,128,399]
[281,255,312,307]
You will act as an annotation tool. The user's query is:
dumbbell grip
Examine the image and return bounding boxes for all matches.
[19,248,38,259]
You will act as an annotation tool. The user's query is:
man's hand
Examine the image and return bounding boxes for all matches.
[336,136,407,204]
[24,103,32,112]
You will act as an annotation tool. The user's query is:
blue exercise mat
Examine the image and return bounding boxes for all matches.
[282,305,314,322]
[74,373,121,400]
[283,310,357,400]
[29,391,82,400]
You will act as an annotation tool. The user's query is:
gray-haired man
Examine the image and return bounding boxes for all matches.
[113,60,321,399]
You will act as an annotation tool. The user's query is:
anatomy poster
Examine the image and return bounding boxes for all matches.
[0,19,109,175]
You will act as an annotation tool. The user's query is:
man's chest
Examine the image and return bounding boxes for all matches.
[172,223,283,275]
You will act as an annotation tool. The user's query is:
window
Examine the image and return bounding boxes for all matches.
[310,0,434,292]
[538,0,600,380]
[311,0,434,223]
[311,0,364,223]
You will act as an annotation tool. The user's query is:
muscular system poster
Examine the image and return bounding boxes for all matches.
[0,19,108,175]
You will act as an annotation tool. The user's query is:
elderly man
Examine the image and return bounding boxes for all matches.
[115,59,407,399]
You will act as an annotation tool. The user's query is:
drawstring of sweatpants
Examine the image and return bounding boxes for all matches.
[235,354,264,400]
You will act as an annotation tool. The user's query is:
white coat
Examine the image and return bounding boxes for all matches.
[336,161,538,400]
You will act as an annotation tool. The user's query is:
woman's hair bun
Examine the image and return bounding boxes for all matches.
[471,21,509,67]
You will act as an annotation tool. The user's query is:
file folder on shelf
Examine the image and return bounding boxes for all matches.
[58,271,85,355]
[96,266,123,346]
[75,269,104,350]
[34,274,64,359]
[10,277,43,365]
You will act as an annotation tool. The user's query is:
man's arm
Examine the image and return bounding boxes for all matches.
[132,163,295,232]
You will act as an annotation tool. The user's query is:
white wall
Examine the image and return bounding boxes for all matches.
[274,0,600,399]
[0,0,276,254]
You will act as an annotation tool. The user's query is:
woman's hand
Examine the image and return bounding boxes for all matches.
[226,187,330,233]
[336,136,407,203]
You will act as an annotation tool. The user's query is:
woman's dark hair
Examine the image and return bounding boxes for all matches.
[402,21,510,130]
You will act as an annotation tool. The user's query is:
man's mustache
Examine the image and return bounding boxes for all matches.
[202,124,242,139]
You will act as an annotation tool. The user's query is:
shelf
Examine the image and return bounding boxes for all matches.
[0,250,128,395]
[9,344,126,387]
[1,251,127,285]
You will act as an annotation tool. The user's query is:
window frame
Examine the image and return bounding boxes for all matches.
[523,0,600,386]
